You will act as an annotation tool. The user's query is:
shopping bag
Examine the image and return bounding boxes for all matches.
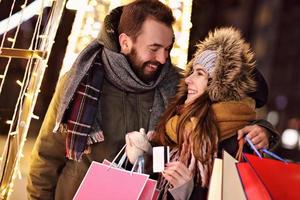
[102,158,158,200]
[73,161,149,200]
[207,158,222,200]
[152,189,160,200]
[236,162,271,200]
[207,151,246,200]
[222,151,247,200]
[139,179,158,200]
[243,153,300,200]
[236,136,300,200]
[74,145,152,200]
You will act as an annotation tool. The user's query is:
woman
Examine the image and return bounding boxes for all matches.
[126,27,275,199]
[151,27,260,199]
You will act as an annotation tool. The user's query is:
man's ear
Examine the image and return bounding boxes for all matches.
[119,33,132,54]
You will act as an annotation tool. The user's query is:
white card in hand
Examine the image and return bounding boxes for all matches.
[153,146,169,173]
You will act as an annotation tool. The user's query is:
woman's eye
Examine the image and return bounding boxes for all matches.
[197,71,203,76]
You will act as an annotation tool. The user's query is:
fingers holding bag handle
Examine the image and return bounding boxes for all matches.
[125,128,152,164]
[245,136,287,163]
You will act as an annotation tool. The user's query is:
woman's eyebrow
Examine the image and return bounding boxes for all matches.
[195,68,206,73]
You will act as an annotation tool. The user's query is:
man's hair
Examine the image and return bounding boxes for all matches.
[118,0,175,40]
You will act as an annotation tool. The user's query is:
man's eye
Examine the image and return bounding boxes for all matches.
[150,48,158,52]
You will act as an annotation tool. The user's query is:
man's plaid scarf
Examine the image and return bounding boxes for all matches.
[63,46,180,161]
[65,57,104,161]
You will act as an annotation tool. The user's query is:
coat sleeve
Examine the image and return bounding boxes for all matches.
[27,75,68,200]
[251,119,280,149]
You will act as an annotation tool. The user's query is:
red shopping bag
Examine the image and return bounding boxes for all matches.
[243,153,300,200]
[73,161,149,200]
[236,162,271,200]
[236,137,300,200]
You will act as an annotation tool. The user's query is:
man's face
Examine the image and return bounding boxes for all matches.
[123,18,174,83]
[126,47,163,83]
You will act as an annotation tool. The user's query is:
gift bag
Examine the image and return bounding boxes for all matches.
[207,151,246,200]
[102,158,158,200]
[74,145,158,200]
[73,161,149,200]
[209,138,300,200]
[236,137,300,200]
[236,162,271,200]
[239,153,300,200]
[207,158,222,200]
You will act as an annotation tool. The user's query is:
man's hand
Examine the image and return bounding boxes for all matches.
[162,161,192,188]
[237,124,269,149]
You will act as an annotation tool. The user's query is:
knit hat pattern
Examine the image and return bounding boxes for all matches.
[193,50,218,76]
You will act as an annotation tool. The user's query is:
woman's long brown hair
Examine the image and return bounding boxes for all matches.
[152,69,220,163]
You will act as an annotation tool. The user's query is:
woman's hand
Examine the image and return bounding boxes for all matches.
[237,124,269,149]
[162,161,192,188]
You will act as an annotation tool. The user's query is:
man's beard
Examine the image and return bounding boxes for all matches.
[126,48,163,83]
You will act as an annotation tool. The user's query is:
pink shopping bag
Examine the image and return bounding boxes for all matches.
[73,161,149,200]
[102,159,158,200]
[139,179,157,200]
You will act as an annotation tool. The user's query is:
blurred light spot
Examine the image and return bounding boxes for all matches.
[266,110,279,126]
[275,95,288,110]
[281,129,299,149]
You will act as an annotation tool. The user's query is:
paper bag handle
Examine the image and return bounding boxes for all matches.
[245,136,287,163]
[110,144,127,168]
[109,144,144,174]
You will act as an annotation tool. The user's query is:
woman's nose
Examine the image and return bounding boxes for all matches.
[185,75,192,85]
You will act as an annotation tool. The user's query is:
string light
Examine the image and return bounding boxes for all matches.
[19,121,26,128]
[24,92,33,99]
[16,80,23,87]
[31,114,40,120]
[0,0,53,35]
[0,0,67,198]
[17,169,22,179]
[6,120,13,125]
[7,37,15,42]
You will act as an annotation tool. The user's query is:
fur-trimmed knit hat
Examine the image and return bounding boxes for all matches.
[188,27,257,103]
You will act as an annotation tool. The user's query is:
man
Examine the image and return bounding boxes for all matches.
[27,1,277,199]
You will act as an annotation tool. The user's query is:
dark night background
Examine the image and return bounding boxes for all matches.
[0,0,300,160]
[0,0,299,198]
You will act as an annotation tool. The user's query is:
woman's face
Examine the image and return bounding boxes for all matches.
[184,64,209,105]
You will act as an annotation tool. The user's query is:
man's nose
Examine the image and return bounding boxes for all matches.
[155,50,168,64]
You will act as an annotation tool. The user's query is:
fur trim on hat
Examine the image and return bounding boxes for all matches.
[188,27,256,102]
